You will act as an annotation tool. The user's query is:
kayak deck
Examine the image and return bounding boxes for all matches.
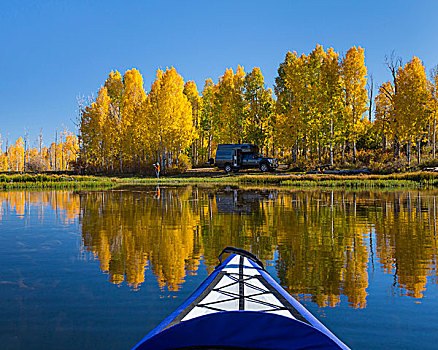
[132,247,350,350]
[170,254,310,324]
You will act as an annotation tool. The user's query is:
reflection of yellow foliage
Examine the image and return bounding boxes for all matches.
[7,191,26,216]
[398,275,427,299]
[314,294,341,308]
[80,187,199,291]
[50,191,80,222]
[146,189,197,291]
[341,229,369,309]
[97,234,111,272]
[110,273,124,285]
[76,187,438,305]
[4,187,434,307]
[0,191,80,223]
[374,191,437,299]
[124,232,148,290]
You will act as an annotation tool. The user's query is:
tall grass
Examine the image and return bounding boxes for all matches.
[238,172,438,188]
[282,179,421,188]
[0,174,116,190]
[3,171,438,190]
[116,176,237,184]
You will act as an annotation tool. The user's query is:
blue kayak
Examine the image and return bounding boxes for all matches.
[132,247,350,350]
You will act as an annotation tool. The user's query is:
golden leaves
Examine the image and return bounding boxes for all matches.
[79,66,195,172]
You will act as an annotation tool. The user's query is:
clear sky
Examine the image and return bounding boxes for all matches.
[1,0,437,149]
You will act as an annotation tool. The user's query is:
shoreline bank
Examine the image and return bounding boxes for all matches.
[2,171,438,190]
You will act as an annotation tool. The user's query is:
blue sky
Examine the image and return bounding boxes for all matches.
[1,0,437,149]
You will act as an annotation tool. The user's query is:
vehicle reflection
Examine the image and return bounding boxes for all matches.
[215,186,278,214]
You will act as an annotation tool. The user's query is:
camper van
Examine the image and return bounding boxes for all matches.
[213,144,278,173]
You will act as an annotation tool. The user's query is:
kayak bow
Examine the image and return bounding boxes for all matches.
[132,247,350,350]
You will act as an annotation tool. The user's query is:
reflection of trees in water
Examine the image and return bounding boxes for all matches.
[7,187,435,307]
[77,188,438,305]
[200,188,278,271]
[274,191,370,308]
[80,188,200,290]
[0,191,79,223]
[373,191,438,298]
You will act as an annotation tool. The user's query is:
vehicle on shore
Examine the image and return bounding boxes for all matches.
[212,144,278,173]
[131,247,350,350]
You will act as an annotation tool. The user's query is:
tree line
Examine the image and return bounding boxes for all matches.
[273,46,437,169]
[78,65,275,173]
[3,45,438,173]
[0,130,78,172]
[78,45,438,173]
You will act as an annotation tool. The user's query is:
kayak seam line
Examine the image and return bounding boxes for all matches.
[239,256,244,310]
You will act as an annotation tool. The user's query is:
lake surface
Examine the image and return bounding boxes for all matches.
[0,186,437,349]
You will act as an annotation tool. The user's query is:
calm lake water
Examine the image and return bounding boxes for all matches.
[0,186,437,349]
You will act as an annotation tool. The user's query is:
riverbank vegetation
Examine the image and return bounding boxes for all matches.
[2,45,438,175]
[0,174,115,190]
[3,171,438,190]
[238,172,438,188]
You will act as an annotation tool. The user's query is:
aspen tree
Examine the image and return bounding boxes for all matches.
[0,135,7,171]
[321,48,344,165]
[147,67,193,171]
[213,66,245,143]
[384,52,403,158]
[341,46,368,163]
[96,86,111,169]
[0,154,8,171]
[275,51,305,162]
[429,66,438,158]
[63,131,79,170]
[79,90,110,170]
[162,68,193,167]
[24,129,29,171]
[105,70,124,171]
[394,57,429,164]
[233,66,246,142]
[54,130,58,171]
[200,78,214,161]
[374,81,394,151]
[243,67,274,152]
[122,69,146,171]
[183,81,201,165]
[79,103,97,167]
[213,68,235,143]
[306,45,326,162]
[8,138,25,171]
[274,50,293,155]
[146,69,164,166]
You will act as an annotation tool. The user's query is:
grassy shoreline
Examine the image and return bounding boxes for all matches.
[0,174,117,190]
[237,172,438,188]
[2,171,438,190]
